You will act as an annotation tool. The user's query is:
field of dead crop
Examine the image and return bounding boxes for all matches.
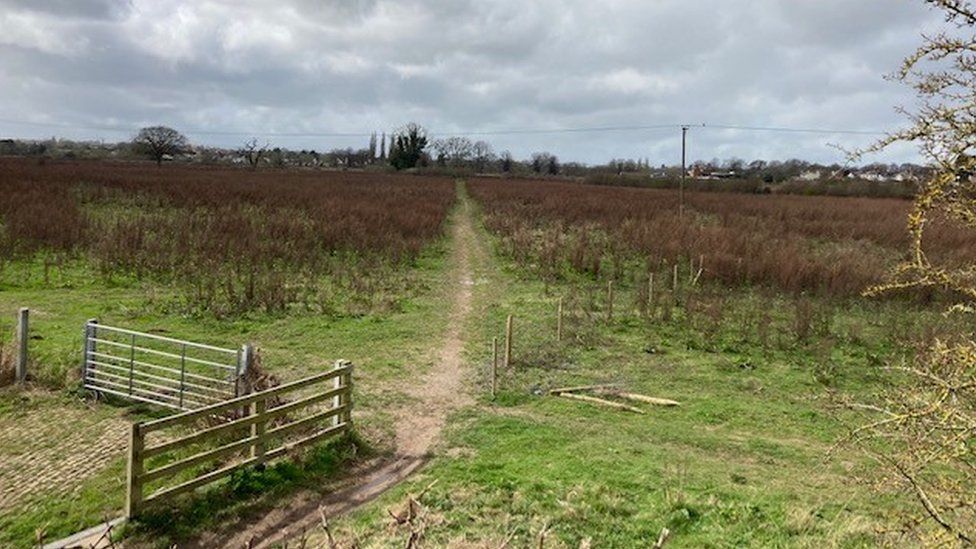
[468,176,976,297]
[0,158,456,317]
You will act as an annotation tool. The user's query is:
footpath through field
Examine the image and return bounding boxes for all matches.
[196,182,483,548]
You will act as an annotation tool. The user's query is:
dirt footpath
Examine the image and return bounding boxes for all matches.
[199,185,482,548]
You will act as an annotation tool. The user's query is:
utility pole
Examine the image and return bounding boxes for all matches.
[680,125,688,219]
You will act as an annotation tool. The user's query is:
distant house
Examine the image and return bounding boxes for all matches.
[796,169,821,181]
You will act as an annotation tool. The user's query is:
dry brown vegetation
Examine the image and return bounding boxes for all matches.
[469,177,976,298]
[0,158,456,315]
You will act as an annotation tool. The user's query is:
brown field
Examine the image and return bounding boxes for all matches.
[469,176,976,297]
[0,158,456,315]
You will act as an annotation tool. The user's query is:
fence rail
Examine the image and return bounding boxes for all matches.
[126,360,353,518]
[82,320,248,410]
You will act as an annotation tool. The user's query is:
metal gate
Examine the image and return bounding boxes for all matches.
[81,320,248,411]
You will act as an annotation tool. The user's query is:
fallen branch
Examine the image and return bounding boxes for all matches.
[557,392,645,414]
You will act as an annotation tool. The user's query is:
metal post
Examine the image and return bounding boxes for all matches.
[82,318,98,383]
[15,308,28,384]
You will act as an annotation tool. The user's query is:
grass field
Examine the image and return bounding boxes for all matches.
[0,165,962,547]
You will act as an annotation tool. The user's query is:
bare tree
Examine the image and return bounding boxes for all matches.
[471,140,495,172]
[239,138,268,170]
[431,136,474,167]
[846,1,976,544]
[499,150,514,173]
[133,126,189,166]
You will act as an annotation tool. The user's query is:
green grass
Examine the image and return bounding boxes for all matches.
[0,183,945,547]
[309,195,930,548]
[0,203,462,547]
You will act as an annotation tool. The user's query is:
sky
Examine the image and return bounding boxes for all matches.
[0,0,950,166]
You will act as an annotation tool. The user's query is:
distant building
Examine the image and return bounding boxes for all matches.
[796,169,821,181]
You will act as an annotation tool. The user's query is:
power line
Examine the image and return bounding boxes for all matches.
[0,116,891,139]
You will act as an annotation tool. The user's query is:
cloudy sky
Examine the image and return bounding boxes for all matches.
[0,0,949,165]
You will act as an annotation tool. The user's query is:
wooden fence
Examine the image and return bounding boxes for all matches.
[126,360,353,518]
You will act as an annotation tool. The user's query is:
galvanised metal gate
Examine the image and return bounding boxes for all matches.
[81,320,250,411]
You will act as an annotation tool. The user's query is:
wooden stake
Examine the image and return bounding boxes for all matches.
[647,273,654,312]
[556,297,563,341]
[606,280,614,321]
[610,392,680,407]
[491,337,498,399]
[672,264,679,291]
[15,307,28,384]
[556,392,645,414]
[549,383,621,394]
[504,315,513,369]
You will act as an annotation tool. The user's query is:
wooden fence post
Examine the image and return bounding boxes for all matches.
[648,273,654,312]
[250,397,266,465]
[504,315,513,369]
[673,264,679,291]
[491,337,498,399]
[15,308,28,384]
[556,297,563,341]
[340,360,353,428]
[239,344,254,379]
[606,280,614,321]
[126,422,144,518]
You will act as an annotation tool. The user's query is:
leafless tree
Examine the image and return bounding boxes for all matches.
[431,136,474,167]
[471,140,495,172]
[239,138,269,170]
[846,1,976,544]
[499,150,514,173]
[133,126,189,166]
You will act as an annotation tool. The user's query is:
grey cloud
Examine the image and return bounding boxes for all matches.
[0,0,950,164]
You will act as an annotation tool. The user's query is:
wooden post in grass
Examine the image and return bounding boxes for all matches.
[504,315,513,369]
[606,280,614,321]
[126,422,144,518]
[672,263,679,291]
[250,397,267,465]
[556,297,563,341]
[15,308,28,384]
[491,337,498,399]
[647,273,654,313]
